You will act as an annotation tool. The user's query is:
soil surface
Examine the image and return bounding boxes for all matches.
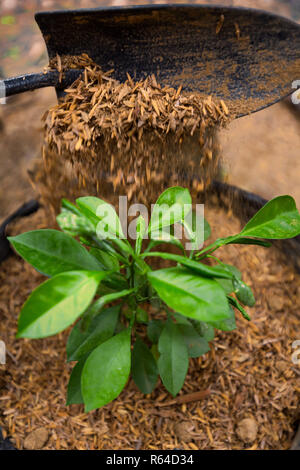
[0,205,299,450]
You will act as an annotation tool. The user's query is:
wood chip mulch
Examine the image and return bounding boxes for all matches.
[31,54,229,212]
[1,205,299,450]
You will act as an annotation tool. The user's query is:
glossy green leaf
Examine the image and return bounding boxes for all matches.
[208,306,237,331]
[57,209,95,237]
[177,323,210,358]
[89,247,126,290]
[191,320,215,342]
[76,196,125,239]
[89,247,120,272]
[61,198,83,216]
[143,252,233,279]
[213,262,241,294]
[148,267,231,322]
[222,264,242,279]
[84,289,134,325]
[66,305,120,362]
[148,230,185,253]
[148,186,192,234]
[233,279,255,307]
[81,328,131,411]
[17,271,105,339]
[76,197,133,256]
[240,196,300,239]
[215,277,234,294]
[147,319,165,343]
[135,215,146,255]
[66,357,88,405]
[158,319,189,396]
[8,230,102,277]
[181,212,211,249]
[226,237,272,248]
[132,336,158,394]
[228,296,251,321]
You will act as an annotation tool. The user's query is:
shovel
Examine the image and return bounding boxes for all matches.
[1,4,300,118]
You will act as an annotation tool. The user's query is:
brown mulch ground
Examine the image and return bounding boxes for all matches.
[0,204,299,450]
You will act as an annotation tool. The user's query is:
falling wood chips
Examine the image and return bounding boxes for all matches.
[0,205,299,450]
[32,54,230,212]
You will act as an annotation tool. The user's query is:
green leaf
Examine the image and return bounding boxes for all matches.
[212,262,241,294]
[89,248,120,272]
[147,319,165,343]
[227,237,272,248]
[66,305,120,362]
[222,264,242,279]
[215,278,234,294]
[84,289,134,324]
[173,312,191,325]
[57,209,95,237]
[133,258,151,294]
[239,196,300,239]
[8,230,102,277]
[148,267,231,322]
[148,230,185,253]
[143,252,233,279]
[132,336,158,394]
[89,247,126,290]
[61,198,83,216]
[81,328,131,411]
[204,218,211,241]
[151,344,160,361]
[148,186,192,234]
[76,196,125,239]
[228,296,251,321]
[191,320,215,342]
[17,271,105,339]
[173,313,211,354]
[233,279,255,307]
[208,306,237,331]
[177,323,210,358]
[66,357,88,405]
[158,319,189,396]
[181,212,211,249]
[77,197,133,256]
[136,307,149,324]
[135,216,146,255]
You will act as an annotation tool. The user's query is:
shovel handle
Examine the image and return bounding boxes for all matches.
[0,200,40,233]
[0,69,82,97]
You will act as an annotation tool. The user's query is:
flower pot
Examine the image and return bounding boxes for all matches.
[1,181,299,450]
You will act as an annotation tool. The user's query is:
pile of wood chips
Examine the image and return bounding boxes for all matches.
[0,206,299,450]
[31,54,229,212]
